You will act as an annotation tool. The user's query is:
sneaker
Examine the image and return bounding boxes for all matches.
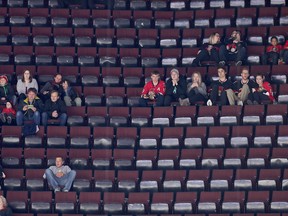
[54,188,60,193]
[219,61,226,66]
[6,116,12,124]
[35,125,39,133]
[206,99,212,106]
[246,100,253,105]
[0,114,6,123]
[235,61,242,66]
[237,100,243,106]
[63,189,69,192]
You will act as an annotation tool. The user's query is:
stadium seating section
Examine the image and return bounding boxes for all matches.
[1,0,288,215]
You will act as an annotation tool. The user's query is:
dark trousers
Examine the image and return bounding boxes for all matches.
[262,52,279,65]
[219,45,246,63]
[139,94,164,107]
[248,92,270,104]
[188,89,206,105]
[192,49,220,66]
[210,85,229,106]
[283,50,288,64]
[164,94,186,106]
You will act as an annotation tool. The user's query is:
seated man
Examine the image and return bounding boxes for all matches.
[42,90,67,126]
[16,88,43,126]
[139,70,165,107]
[207,67,234,106]
[43,157,76,192]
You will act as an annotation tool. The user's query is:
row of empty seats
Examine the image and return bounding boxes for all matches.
[1,146,288,170]
[1,7,288,28]
[1,26,288,47]
[1,0,287,9]
[2,190,288,214]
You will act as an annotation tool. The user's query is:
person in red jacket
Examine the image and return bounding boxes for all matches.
[0,101,16,124]
[262,36,283,65]
[247,74,275,105]
[139,70,165,106]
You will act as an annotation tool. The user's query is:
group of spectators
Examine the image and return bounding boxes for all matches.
[192,30,288,67]
[0,70,82,130]
[140,67,274,107]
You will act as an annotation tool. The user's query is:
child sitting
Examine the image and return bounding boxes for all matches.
[262,36,283,65]
[0,101,16,124]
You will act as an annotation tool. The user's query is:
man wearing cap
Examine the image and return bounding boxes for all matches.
[164,68,187,106]
[0,75,16,105]
[139,70,165,107]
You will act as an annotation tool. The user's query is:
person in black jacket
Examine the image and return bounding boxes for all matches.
[192,32,222,66]
[0,75,16,105]
[60,80,82,106]
[39,73,62,102]
[164,68,187,106]
[219,30,247,66]
[207,67,234,106]
[0,195,12,216]
[42,90,67,126]
[16,88,44,126]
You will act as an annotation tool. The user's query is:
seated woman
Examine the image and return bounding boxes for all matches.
[16,69,39,101]
[192,32,222,66]
[180,71,207,106]
[247,74,275,105]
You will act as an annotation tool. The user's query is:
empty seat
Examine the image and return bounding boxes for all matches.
[257,169,281,190]
[113,149,135,169]
[84,87,103,107]
[77,47,97,66]
[253,125,276,148]
[201,148,224,169]
[152,106,174,127]
[103,192,125,214]
[174,10,193,28]
[214,8,235,27]
[14,46,33,64]
[117,170,139,192]
[115,127,137,148]
[184,126,207,148]
[1,125,22,146]
[150,192,173,214]
[123,67,143,87]
[222,191,245,213]
[68,149,90,170]
[161,48,181,67]
[271,147,288,168]
[102,67,121,86]
[46,126,67,148]
[163,170,186,191]
[130,107,151,127]
[186,170,210,191]
[127,192,150,214]
[140,170,163,192]
[92,10,111,28]
[266,104,287,125]
[270,191,288,213]
[112,10,131,28]
[207,126,229,148]
[174,106,196,126]
[105,87,126,106]
[9,8,28,26]
[91,149,112,169]
[1,147,22,168]
[159,29,180,48]
[94,170,115,191]
[133,10,152,29]
[23,148,45,168]
[3,168,24,190]
[173,192,197,214]
[154,11,173,29]
[234,169,257,190]
[30,8,49,26]
[242,105,265,125]
[119,47,139,67]
[223,148,247,169]
[136,149,157,170]
[71,9,90,28]
[194,9,214,28]
[92,126,114,148]
[72,169,93,192]
[54,192,77,213]
[197,191,222,213]
[179,149,202,169]
[210,169,233,191]
[32,27,51,46]
[80,66,100,86]
[161,127,184,149]
[25,168,46,191]
[11,26,31,45]
[197,106,219,126]
[30,191,52,213]
[230,125,253,148]
[246,191,270,213]
[236,8,257,27]
[247,148,270,168]
[257,7,278,26]
[78,192,101,214]
[6,191,28,213]
[50,8,69,27]
[220,105,242,126]
[55,46,75,65]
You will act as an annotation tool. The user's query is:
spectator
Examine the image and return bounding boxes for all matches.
[0,75,16,105]
[42,90,67,126]
[262,36,283,65]
[207,67,234,106]
[230,67,258,105]
[16,70,38,101]
[0,102,16,125]
[247,74,275,105]
[180,71,207,106]
[40,73,62,102]
[60,80,82,106]
[139,71,165,107]
[281,38,288,64]
[0,195,12,216]
[164,69,187,106]
[219,30,247,66]
[0,165,6,179]
[192,33,222,66]
[16,88,43,127]
[43,157,76,192]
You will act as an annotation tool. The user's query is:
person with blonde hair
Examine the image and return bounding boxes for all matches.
[179,71,207,106]
[192,32,222,66]
[0,195,12,216]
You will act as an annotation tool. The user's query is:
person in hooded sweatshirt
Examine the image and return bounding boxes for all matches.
[59,80,82,106]
[40,73,62,102]
[0,75,16,105]
[42,90,67,126]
